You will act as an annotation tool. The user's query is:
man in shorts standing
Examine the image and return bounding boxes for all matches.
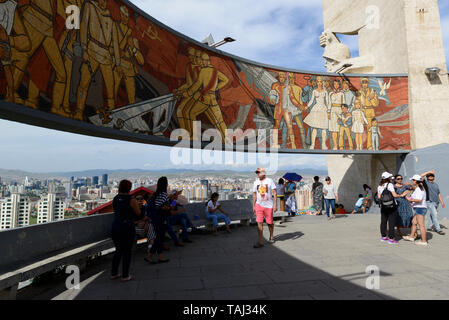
[253,167,277,248]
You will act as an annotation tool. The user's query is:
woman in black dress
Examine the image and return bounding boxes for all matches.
[111,180,141,282]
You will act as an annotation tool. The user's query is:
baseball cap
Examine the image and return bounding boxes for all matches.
[381,172,393,179]
[255,167,266,174]
[410,175,423,182]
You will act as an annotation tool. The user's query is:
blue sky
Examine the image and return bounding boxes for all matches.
[1,0,449,172]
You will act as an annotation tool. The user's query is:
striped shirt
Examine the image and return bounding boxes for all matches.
[154,192,169,209]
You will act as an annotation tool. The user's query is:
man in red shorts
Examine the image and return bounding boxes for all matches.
[253,167,277,248]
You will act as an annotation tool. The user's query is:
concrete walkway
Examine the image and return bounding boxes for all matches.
[18,214,449,300]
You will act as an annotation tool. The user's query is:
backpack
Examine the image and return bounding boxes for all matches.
[373,192,380,206]
[380,184,396,209]
[145,196,157,221]
[286,182,296,194]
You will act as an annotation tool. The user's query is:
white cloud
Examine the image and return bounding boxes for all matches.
[130,0,325,70]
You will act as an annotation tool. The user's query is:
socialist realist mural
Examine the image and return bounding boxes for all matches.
[0,0,410,151]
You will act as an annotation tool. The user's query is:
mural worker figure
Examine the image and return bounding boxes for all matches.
[304,76,330,150]
[359,77,379,150]
[58,0,85,115]
[337,103,353,150]
[329,78,345,150]
[113,6,144,106]
[11,0,66,113]
[181,52,230,143]
[289,73,307,149]
[270,72,297,149]
[0,0,31,104]
[75,0,121,124]
[175,47,201,136]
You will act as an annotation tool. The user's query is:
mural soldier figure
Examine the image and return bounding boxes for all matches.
[11,0,66,113]
[182,52,229,142]
[328,78,345,150]
[75,0,120,124]
[271,72,297,149]
[0,0,31,104]
[58,0,85,114]
[175,47,201,135]
[359,77,379,150]
[113,5,144,105]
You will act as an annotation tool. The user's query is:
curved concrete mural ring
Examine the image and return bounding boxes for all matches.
[0,0,410,153]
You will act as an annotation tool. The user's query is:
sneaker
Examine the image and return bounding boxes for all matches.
[388,239,399,245]
[402,236,415,242]
[268,238,275,244]
[415,241,428,246]
[253,243,264,249]
[437,231,445,235]
[380,237,389,242]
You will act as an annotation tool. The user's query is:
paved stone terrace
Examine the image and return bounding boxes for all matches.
[17,214,449,300]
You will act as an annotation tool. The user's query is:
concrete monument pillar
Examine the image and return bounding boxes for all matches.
[322,0,449,208]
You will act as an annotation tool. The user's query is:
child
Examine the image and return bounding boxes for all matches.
[352,194,366,214]
[337,104,353,150]
[370,118,383,151]
[351,98,368,151]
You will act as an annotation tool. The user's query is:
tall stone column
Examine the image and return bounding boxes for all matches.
[322,0,449,209]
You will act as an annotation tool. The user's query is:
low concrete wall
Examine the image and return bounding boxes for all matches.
[0,199,253,274]
[0,214,114,273]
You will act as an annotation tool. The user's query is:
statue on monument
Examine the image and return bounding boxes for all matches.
[320,30,374,74]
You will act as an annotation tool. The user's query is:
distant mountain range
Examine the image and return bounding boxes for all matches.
[0,167,328,180]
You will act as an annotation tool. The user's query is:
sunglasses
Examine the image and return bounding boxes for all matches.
[396,178,403,180]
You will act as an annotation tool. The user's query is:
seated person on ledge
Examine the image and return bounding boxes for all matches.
[166,190,197,246]
[335,204,347,214]
[351,194,366,214]
[206,193,231,236]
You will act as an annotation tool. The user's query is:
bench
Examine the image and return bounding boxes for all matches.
[175,200,289,230]
[0,214,115,300]
[176,199,255,231]
[0,199,260,299]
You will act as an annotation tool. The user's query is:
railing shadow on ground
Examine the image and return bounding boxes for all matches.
[15,221,396,301]
[273,232,305,242]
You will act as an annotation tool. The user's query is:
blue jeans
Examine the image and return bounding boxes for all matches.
[167,213,194,242]
[426,202,441,232]
[324,199,336,218]
[206,212,231,227]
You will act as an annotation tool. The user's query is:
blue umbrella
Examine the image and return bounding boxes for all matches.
[283,173,303,182]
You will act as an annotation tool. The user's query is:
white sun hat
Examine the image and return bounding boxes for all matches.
[410,174,423,182]
[381,172,393,179]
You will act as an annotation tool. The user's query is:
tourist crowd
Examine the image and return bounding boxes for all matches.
[108,168,445,281]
